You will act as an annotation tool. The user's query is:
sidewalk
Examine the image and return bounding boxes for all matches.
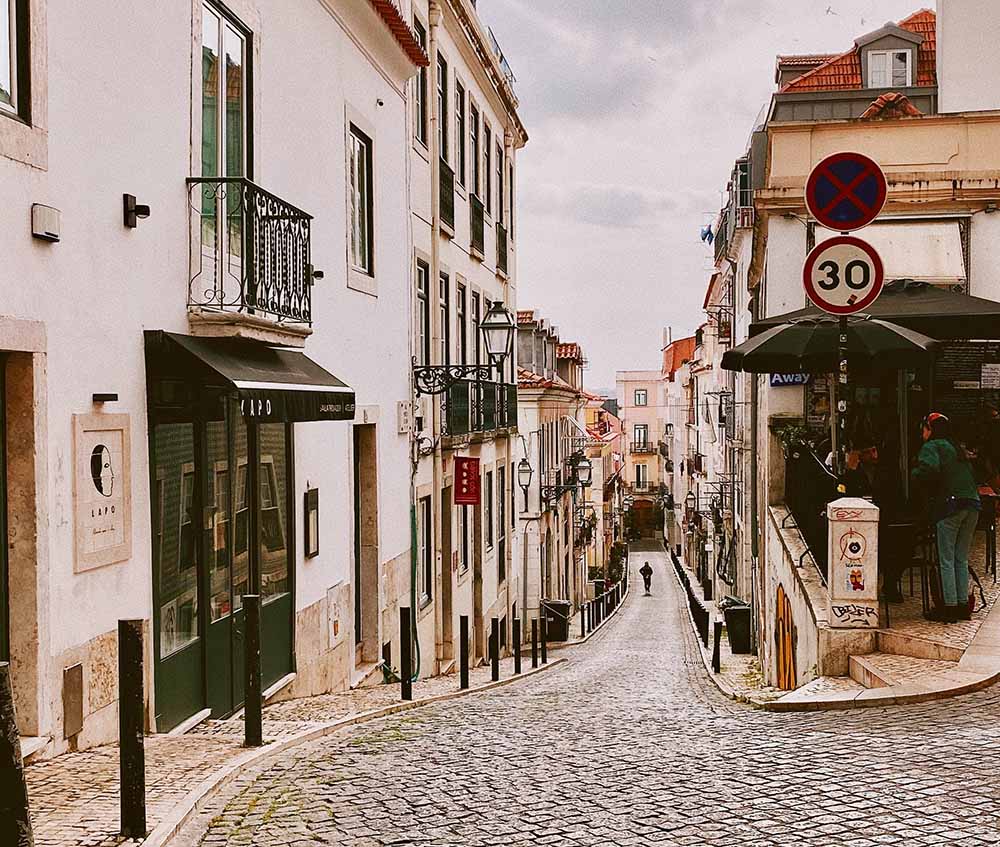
[674,535,1000,711]
[21,588,629,847]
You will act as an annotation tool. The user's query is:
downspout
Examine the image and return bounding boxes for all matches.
[427,0,444,674]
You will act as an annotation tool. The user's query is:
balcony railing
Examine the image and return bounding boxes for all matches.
[470,194,485,258]
[496,222,508,276]
[440,159,455,232]
[187,177,313,325]
[443,379,517,437]
[630,442,656,454]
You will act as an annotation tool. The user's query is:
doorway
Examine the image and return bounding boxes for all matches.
[439,487,454,660]
[353,425,379,666]
[0,355,7,663]
[151,394,294,731]
[473,497,484,662]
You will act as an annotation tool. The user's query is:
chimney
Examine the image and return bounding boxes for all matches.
[663,327,672,348]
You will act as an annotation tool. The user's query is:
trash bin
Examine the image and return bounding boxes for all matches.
[722,604,752,654]
[541,599,571,642]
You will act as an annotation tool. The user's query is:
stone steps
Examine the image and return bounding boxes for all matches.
[849,651,959,689]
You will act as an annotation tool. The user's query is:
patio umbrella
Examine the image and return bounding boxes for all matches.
[721,314,937,374]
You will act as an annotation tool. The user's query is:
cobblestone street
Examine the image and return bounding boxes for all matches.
[172,545,1000,846]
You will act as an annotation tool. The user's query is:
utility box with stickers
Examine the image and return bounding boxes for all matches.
[826,497,880,629]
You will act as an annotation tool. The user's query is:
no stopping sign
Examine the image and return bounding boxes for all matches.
[802,236,884,315]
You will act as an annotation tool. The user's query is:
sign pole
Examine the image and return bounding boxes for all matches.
[837,313,849,486]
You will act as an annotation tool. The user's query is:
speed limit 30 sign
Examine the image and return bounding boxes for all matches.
[802,236,884,315]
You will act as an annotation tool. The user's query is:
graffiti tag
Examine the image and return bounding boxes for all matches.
[833,508,865,521]
[830,603,878,627]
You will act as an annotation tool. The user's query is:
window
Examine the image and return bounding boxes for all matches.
[436,53,448,161]
[471,291,482,366]
[509,161,515,238]
[179,468,197,570]
[413,18,428,144]
[497,465,506,583]
[470,104,480,195]
[458,504,469,572]
[416,260,430,365]
[485,470,494,549]
[636,464,648,489]
[868,50,910,88]
[202,4,247,179]
[0,0,28,119]
[634,389,647,407]
[419,496,432,602]
[349,126,374,275]
[484,124,492,214]
[456,283,467,365]
[455,82,466,186]
[510,462,516,529]
[634,424,648,448]
[439,272,450,365]
[496,142,504,222]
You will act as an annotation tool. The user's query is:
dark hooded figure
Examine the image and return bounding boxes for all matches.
[640,561,653,594]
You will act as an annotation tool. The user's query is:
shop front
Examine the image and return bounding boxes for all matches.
[144,332,354,731]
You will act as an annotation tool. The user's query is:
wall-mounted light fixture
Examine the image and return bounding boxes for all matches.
[123,194,151,229]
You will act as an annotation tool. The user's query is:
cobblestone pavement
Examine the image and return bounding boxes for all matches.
[176,543,1000,847]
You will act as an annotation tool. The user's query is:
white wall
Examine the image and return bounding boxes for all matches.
[937,0,1000,114]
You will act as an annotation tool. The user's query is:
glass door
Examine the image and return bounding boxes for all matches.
[259,422,292,687]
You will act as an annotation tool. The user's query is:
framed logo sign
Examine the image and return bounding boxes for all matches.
[73,413,133,572]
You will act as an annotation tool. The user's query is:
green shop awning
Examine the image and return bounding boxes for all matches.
[145,331,355,422]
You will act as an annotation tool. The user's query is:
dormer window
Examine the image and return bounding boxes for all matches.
[868,50,911,88]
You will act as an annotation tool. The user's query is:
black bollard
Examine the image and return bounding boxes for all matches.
[513,618,522,675]
[400,607,413,701]
[118,619,147,838]
[490,618,500,682]
[712,620,723,674]
[580,603,586,639]
[0,662,34,847]
[243,596,263,748]
[460,615,470,689]
[531,618,539,668]
[541,616,548,664]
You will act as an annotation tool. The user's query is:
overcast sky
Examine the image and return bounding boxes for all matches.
[484,0,932,391]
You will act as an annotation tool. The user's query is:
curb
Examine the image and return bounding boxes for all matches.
[146,657,568,847]
[548,580,631,652]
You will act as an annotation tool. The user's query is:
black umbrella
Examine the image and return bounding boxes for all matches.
[721,314,937,374]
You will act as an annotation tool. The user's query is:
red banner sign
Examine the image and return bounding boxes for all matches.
[454,457,481,505]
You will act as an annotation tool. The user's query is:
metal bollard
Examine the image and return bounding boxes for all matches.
[541,616,548,664]
[531,619,539,668]
[243,596,263,748]
[118,619,147,838]
[490,618,500,682]
[460,615,470,690]
[400,607,413,701]
[0,662,34,847]
[712,620,722,674]
[580,603,586,639]
[513,618,522,674]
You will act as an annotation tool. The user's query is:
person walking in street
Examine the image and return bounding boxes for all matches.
[912,413,981,622]
[640,561,653,595]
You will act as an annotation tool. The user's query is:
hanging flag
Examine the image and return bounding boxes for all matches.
[454,456,481,505]
[700,224,714,244]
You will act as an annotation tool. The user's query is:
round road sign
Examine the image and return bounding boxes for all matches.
[802,236,884,315]
[805,152,886,232]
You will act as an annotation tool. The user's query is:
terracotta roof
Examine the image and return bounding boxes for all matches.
[860,91,923,119]
[517,310,535,326]
[556,343,583,361]
[662,336,696,381]
[781,9,936,93]
[517,367,578,393]
[778,53,838,66]
[367,0,429,67]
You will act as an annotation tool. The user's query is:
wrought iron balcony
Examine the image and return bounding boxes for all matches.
[470,194,485,258]
[442,379,517,437]
[496,222,508,276]
[631,442,656,454]
[440,159,455,232]
[187,177,313,325]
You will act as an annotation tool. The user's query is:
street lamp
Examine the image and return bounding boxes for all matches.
[685,491,697,512]
[541,452,591,502]
[517,457,533,511]
[575,456,593,488]
[413,302,517,395]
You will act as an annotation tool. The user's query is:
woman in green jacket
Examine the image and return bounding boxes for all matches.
[911,413,981,622]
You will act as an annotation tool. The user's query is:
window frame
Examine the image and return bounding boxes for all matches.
[867,48,911,89]
[0,0,29,121]
[484,470,494,550]
[634,424,649,448]
[497,464,506,583]
[416,259,431,366]
[413,16,428,146]
[471,291,482,367]
[454,80,466,187]
[348,124,375,277]
[483,122,492,217]
[439,271,451,366]
[495,141,504,223]
[419,496,433,604]
[456,282,467,365]
[469,103,480,197]
[436,51,448,162]
[458,504,470,573]
[634,389,648,407]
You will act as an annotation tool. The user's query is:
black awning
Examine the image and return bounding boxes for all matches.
[751,279,1000,340]
[145,331,355,422]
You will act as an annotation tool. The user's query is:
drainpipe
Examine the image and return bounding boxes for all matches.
[428,0,445,671]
